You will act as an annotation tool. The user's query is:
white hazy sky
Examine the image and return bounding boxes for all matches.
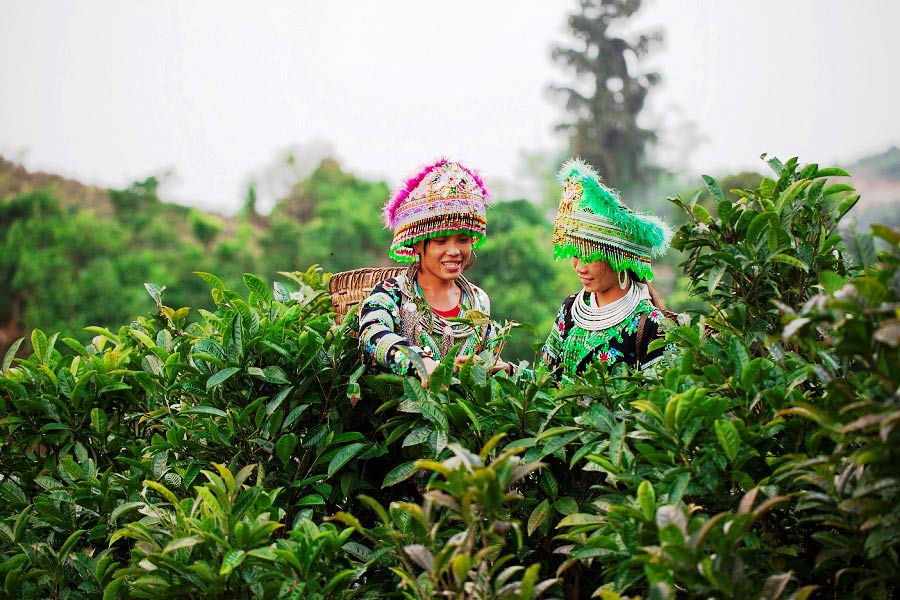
[2,1,898,213]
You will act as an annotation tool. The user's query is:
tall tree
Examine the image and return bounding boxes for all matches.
[551,0,661,191]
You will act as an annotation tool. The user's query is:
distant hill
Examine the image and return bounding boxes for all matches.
[850,145,900,181]
[845,146,900,228]
[0,156,256,240]
[0,156,114,216]
[2,147,896,236]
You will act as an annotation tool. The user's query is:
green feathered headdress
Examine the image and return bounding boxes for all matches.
[551,158,672,281]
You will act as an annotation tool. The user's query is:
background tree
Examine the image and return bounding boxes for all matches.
[479,200,571,361]
[0,191,157,341]
[260,158,392,274]
[551,0,661,192]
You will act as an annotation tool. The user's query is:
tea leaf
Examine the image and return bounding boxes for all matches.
[194,271,226,290]
[31,329,48,364]
[243,273,274,303]
[206,367,240,390]
[220,549,246,575]
[382,460,421,488]
[637,480,656,521]
[275,433,298,465]
[715,419,741,463]
[2,337,24,373]
[404,544,434,573]
[328,443,367,477]
[702,175,724,203]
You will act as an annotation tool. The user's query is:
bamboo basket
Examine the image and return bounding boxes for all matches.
[329,267,406,325]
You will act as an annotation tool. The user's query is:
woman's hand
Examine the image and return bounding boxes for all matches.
[454,354,513,375]
[491,360,513,375]
[453,354,473,369]
[420,357,439,388]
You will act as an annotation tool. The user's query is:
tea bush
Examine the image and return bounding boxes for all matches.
[0,156,897,598]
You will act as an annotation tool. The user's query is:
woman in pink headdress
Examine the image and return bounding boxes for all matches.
[358,159,509,379]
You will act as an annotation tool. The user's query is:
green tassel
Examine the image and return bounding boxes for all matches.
[556,158,672,259]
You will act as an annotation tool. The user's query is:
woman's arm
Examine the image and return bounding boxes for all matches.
[358,281,431,377]
[540,300,569,375]
[637,307,669,370]
[540,294,580,380]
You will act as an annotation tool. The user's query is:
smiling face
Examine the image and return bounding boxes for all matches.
[414,233,473,283]
[572,256,620,294]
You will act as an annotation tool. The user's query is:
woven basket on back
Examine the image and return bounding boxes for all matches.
[329,267,406,325]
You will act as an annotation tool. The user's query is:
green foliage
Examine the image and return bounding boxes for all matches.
[670,156,856,345]
[335,437,558,598]
[1,154,897,598]
[108,463,284,595]
[775,222,900,594]
[0,267,374,596]
[0,185,249,350]
[262,158,393,274]
[0,191,157,343]
[188,210,224,247]
[107,463,360,597]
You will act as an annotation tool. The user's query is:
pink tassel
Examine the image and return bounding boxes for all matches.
[458,164,490,202]
[382,158,448,228]
[382,158,490,228]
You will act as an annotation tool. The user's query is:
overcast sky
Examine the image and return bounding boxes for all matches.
[2,1,898,214]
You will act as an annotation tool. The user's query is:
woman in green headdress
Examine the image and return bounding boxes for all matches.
[541,159,673,378]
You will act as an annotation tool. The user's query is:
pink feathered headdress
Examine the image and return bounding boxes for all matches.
[383,158,490,262]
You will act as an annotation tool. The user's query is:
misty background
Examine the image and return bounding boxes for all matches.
[3,0,898,211]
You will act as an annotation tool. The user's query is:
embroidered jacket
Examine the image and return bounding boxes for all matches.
[359,275,494,376]
[541,292,667,378]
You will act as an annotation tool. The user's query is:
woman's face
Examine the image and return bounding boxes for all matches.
[415,234,473,282]
[572,257,619,293]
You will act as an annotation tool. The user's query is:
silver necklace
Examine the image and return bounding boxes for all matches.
[570,281,650,331]
[397,264,482,355]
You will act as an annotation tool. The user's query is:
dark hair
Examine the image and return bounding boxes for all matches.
[629,270,666,309]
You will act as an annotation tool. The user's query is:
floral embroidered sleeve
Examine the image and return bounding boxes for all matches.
[540,296,574,377]
[358,279,429,377]
[638,307,669,369]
